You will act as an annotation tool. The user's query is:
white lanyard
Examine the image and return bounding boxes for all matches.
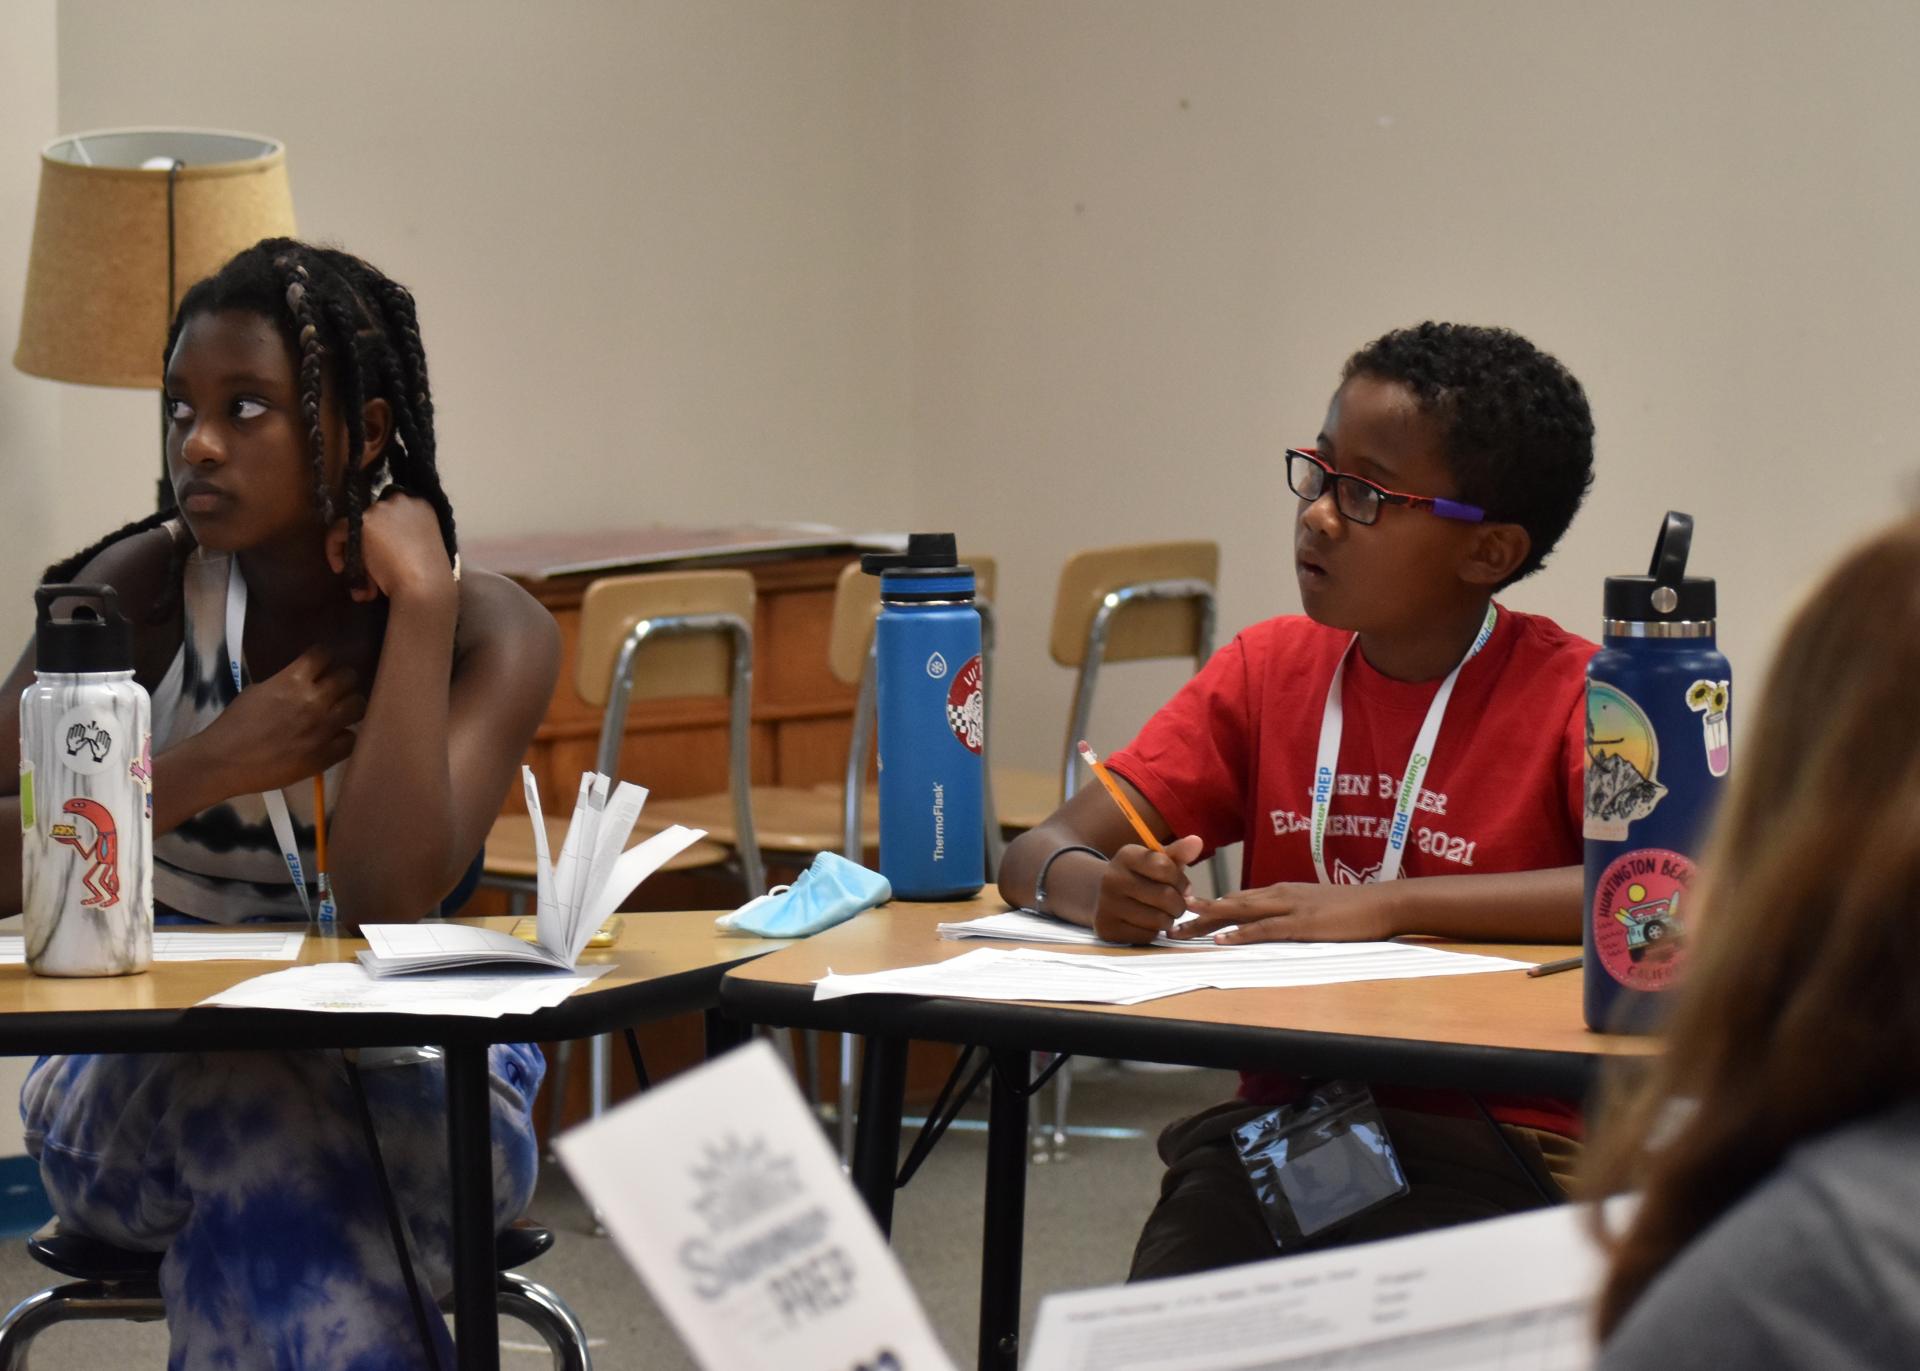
[224,557,314,919]
[1309,602,1497,886]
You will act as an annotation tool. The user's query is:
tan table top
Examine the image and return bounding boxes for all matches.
[723,896,1659,1096]
[0,914,786,1054]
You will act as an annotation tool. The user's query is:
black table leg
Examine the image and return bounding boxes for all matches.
[849,1033,907,1235]
[979,1048,1029,1371]
[704,1005,750,1058]
[445,1042,498,1371]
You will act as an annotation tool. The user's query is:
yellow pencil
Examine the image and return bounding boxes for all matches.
[1078,740,1164,853]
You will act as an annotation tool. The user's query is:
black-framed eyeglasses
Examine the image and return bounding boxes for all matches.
[1284,448,1486,526]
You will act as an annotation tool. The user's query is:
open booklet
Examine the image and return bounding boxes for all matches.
[356,767,707,976]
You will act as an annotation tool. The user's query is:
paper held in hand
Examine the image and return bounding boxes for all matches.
[356,768,707,976]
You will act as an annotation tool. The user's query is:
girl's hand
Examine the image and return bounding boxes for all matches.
[1176,880,1400,944]
[1093,834,1205,944]
[200,645,364,794]
[327,492,455,609]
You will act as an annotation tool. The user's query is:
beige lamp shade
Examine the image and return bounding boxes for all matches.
[14,128,296,387]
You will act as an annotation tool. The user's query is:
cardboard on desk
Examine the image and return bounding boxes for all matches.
[463,523,906,581]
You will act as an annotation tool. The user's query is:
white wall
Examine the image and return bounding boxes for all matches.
[15,1,1920,779]
[42,0,915,582]
[0,0,61,1148]
[908,1,1920,766]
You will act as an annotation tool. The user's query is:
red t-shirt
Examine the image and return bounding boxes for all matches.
[1105,604,1593,1136]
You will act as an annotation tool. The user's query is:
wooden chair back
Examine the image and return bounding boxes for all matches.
[575,570,756,705]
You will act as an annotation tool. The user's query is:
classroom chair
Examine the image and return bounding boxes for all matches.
[0,1219,591,1370]
[989,540,1227,1161]
[504,570,767,1145]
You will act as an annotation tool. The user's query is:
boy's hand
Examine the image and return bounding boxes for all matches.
[1093,834,1205,944]
[201,645,364,794]
[1177,880,1399,944]
[328,492,456,610]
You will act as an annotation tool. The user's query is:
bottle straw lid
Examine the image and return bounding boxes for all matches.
[1603,511,1716,622]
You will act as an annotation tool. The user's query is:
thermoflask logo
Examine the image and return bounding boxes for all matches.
[925,652,948,680]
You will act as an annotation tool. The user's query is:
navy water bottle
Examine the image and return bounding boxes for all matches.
[1583,512,1731,1032]
[860,533,984,901]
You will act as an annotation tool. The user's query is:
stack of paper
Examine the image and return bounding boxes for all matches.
[938,909,1224,949]
[200,962,612,1017]
[0,930,306,963]
[356,768,706,976]
[815,942,1533,1004]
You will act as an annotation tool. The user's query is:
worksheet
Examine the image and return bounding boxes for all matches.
[557,1040,958,1371]
[1027,1200,1627,1371]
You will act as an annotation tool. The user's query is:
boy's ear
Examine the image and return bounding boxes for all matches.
[1460,522,1530,587]
[357,397,392,472]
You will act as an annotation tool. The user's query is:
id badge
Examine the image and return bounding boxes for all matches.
[1231,1080,1409,1247]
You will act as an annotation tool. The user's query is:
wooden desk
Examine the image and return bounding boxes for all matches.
[0,915,785,1371]
[721,900,1660,1371]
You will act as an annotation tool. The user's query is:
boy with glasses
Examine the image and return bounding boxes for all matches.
[1001,321,1596,1276]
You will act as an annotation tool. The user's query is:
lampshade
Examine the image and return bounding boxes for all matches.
[14,128,296,388]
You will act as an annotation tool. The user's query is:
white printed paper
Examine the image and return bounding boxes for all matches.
[814,942,1532,1006]
[356,767,705,976]
[198,961,610,1016]
[0,931,305,963]
[1027,1200,1629,1371]
[556,1040,958,1371]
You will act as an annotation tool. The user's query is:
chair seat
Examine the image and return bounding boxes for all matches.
[483,813,730,882]
[25,1218,556,1281]
[993,766,1062,833]
[646,787,878,854]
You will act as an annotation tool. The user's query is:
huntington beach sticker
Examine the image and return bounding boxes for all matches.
[1593,848,1691,991]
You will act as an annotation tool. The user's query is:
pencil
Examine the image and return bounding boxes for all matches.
[1078,740,1164,853]
[313,774,337,926]
[1526,954,1583,978]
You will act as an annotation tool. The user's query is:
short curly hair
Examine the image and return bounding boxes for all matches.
[1344,322,1594,587]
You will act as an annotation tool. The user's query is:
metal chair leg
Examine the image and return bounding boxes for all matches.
[495,1270,593,1371]
[0,1282,166,1371]
[838,1032,859,1166]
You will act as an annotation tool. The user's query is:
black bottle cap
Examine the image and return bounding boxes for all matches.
[34,585,134,673]
[861,532,973,583]
[1602,511,1716,622]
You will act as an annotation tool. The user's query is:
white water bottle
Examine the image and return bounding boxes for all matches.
[20,585,152,976]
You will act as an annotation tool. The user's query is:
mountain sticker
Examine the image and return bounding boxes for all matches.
[1584,682,1667,841]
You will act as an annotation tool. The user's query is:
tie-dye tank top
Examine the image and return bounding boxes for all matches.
[149,539,346,923]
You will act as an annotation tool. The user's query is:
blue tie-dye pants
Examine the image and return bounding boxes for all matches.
[20,1043,545,1370]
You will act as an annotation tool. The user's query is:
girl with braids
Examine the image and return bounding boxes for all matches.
[0,239,560,1369]
[1587,513,1920,1370]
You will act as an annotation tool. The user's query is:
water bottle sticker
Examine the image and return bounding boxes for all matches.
[1584,682,1668,840]
[47,798,122,910]
[17,765,32,832]
[944,655,984,755]
[1684,680,1731,778]
[54,705,117,777]
[925,652,948,680]
[1592,848,1691,991]
[130,735,154,818]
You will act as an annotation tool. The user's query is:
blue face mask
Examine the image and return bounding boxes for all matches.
[714,850,892,938]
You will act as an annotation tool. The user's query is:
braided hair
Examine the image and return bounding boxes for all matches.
[44,238,457,605]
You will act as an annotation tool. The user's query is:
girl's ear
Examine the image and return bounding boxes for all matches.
[1461,522,1531,587]
[357,397,392,473]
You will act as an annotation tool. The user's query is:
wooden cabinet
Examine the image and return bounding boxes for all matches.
[500,552,862,815]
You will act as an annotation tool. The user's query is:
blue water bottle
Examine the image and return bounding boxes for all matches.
[1583,512,1731,1032]
[860,533,985,901]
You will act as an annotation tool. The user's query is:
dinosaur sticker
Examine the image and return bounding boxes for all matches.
[49,797,120,909]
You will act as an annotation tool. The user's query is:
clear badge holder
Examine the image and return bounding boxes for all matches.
[1232,1079,1409,1247]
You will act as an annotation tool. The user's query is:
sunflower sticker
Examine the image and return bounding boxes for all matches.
[1685,679,1731,778]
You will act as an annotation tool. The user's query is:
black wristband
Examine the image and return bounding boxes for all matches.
[1033,843,1106,916]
